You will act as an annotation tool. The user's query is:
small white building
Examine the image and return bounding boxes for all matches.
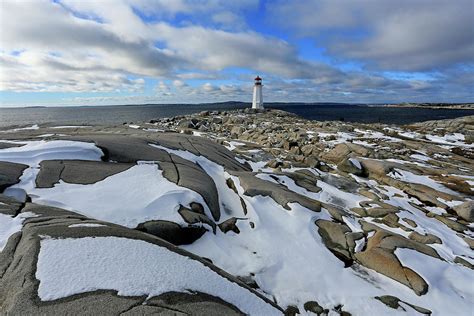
[252,76,264,109]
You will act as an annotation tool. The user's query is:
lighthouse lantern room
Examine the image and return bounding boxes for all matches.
[252,76,264,109]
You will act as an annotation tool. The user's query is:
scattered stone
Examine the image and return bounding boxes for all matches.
[218,217,241,234]
[454,256,473,269]
[375,295,431,314]
[303,301,326,315]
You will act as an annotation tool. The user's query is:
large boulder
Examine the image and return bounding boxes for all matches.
[337,158,365,176]
[320,143,372,165]
[452,201,474,222]
[355,223,441,296]
[316,219,363,266]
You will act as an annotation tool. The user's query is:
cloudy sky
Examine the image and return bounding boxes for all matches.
[0,0,473,107]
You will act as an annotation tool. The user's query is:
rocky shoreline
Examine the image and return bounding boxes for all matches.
[385,103,474,109]
[0,109,473,315]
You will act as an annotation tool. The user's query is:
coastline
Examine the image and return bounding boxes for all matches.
[382,103,474,110]
[0,110,473,315]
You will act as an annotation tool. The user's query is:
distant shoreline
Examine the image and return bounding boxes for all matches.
[370,103,474,110]
[2,101,474,110]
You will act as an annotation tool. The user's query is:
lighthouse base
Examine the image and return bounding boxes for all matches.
[252,86,264,109]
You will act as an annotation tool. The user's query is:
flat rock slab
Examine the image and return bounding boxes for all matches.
[0,202,281,315]
[0,194,24,216]
[232,171,321,212]
[0,142,24,150]
[152,133,251,172]
[0,161,28,192]
[36,160,134,187]
[67,134,222,221]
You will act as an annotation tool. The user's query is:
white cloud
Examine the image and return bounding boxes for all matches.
[0,0,471,103]
[270,0,474,71]
[0,0,329,94]
[172,80,187,88]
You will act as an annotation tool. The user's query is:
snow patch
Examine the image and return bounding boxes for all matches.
[68,223,106,228]
[36,236,280,315]
[14,164,209,228]
[0,212,37,251]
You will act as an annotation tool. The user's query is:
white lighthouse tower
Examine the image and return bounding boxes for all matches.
[252,76,264,109]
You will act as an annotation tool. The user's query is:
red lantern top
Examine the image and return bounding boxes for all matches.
[254,76,262,81]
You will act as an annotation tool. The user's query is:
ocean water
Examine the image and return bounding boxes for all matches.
[0,103,473,128]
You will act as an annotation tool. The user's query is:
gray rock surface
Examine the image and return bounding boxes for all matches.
[1,111,472,315]
[0,161,28,192]
[68,135,223,221]
[136,220,207,245]
[232,171,321,212]
[36,160,133,187]
[0,197,281,315]
[452,200,474,222]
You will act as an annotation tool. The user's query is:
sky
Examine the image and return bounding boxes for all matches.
[0,0,473,107]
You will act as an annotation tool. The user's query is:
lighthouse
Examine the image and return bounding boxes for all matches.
[252,76,264,109]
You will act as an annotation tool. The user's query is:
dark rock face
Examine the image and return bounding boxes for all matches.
[303,301,326,315]
[136,220,207,245]
[0,194,24,216]
[218,217,241,234]
[0,161,28,192]
[178,205,217,233]
[0,142,24,150]
[36,160,133,187]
